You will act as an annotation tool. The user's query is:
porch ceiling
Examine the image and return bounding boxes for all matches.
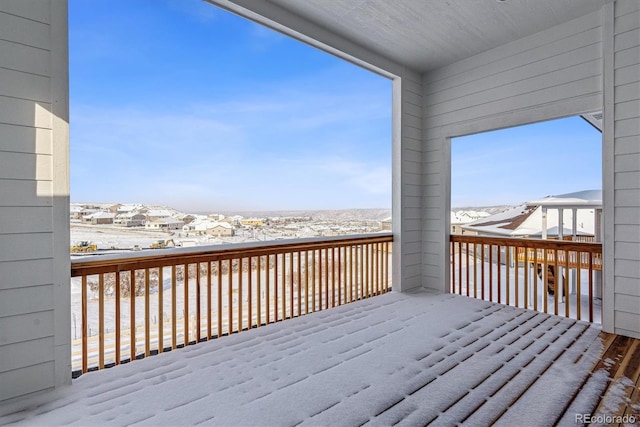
[237,0,608,72]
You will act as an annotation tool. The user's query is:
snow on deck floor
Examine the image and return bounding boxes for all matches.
[0,291,606,426]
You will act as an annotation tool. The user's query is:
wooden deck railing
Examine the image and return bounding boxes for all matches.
[450,234,602,323]
[71,233,392,375]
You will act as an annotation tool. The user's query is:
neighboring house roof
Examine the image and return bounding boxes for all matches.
[147,209,174,218]
[463,190,601,237]
[210,222,233,229]
[526,189,602,208]
[149,217,183,225]
[451,210,490,225]
[115,212,145,219]
[86,212,115,219]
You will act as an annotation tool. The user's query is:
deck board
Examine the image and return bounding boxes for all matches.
[590,333,640,425]
[0,292,636,426]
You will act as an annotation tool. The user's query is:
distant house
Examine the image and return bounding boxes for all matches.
[114,212,146,227]
[381,217,392,231]
[70,204,84,220]
[146,209,174,219]
[83,212,115,225]
[116,204,142,214]
[241,218,265,227]
[451,210,490,235]
[181,214,197,225]
[206,222,235,237]
[183,219,214,235]
[145,217,184,231]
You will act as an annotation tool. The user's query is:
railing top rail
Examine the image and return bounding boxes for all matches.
[71,233,393,277]
[450,234,602,253]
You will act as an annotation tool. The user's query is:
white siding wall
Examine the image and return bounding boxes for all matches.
[421,3,640,338]
[392,68,423,291]
[420,10,604,292]
[605,0,640,337]
[0,0,70,402]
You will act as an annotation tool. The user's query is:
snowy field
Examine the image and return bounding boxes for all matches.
[1,291,613,426]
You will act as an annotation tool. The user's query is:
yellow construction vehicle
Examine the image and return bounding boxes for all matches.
[149,239,176,249]
[70,241,97,253]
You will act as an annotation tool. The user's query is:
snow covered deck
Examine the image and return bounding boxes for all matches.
[2,290,631,426]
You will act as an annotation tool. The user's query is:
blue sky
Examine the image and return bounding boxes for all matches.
[69,0,601,212]
[69,0,392,212]
[452,116,601,208]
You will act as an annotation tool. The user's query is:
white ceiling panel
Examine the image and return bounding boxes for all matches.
[263,0,608,71]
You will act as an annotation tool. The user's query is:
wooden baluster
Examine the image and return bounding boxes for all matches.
[325,248,330,308]
[274,254,279,319]
[564,250,570,318]
[82,275,88,373]
[351,246,356,299]
[290,252,294,317]
[481,244,485,300]
[497,245,501,304]
[465,242,470,297]
[282,253,287,319]
[217,260,222,337]
[489,245,493,302]
[115,271,121,363]
[207,262,211,339]
[184,263,189,345]
[196,263,201,341]
[158,268,163,353]
[338,246,343,303]
[576,253,582,321]
[458,241,463,295]
[365,244,370,298]
[514,246,519,307]
[505,246,510,306]
[257,256,262,326]
[144,269,150,357]
[304,251,309,314]
[523,248,528,309]
[130,269,136,361]
[171,266,177,349]
[248,257,253,328]
[297,251,302,315]
[589,254,594,323]
[99,273,104,369]
[373,243,380,295]
[228,259,233,333]
[473,244,478,299]
[265,256,270,325]
[534,251,540,312]
[312,250,317,311]
[553,250,559,316]
[238,258,243,331]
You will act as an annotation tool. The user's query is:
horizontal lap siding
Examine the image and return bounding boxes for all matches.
[613,0,640,336]
[421,11,603,290]
[0,2,59,401]
[397,68,423,291]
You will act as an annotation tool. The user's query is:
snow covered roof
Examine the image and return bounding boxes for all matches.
[451,210,491,224]
[463,190,601,237]
[115,212,145,219]
[210,222,233,229]
[149,217,183,225]
[0,292,606,425]
[526,189,602,208]
[147,209,174,218]
[85,212,115,219]
[463,204,597,237]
